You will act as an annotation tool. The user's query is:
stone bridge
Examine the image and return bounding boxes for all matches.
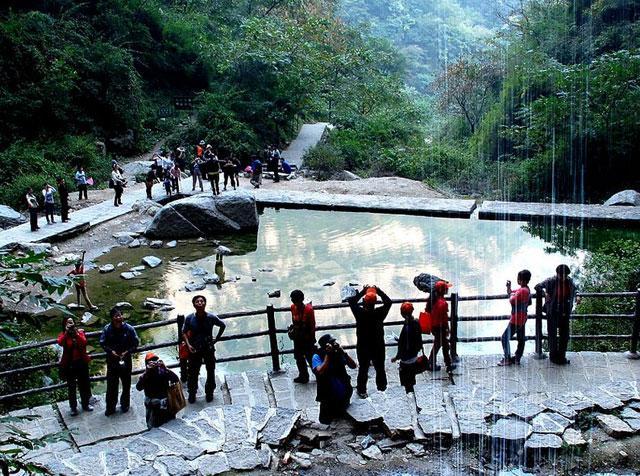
[5,351,640,474]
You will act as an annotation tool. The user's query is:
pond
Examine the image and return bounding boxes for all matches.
[52,208,639,374]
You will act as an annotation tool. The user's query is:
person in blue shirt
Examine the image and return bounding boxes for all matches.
[312,334,357,424]
[182,295,226,403]
[100,306,140,416]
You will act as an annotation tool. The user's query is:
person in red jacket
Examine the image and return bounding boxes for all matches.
[290,289,316,383]
[498,269,532,366]
[57,317,93,416]
[427,281,455,374]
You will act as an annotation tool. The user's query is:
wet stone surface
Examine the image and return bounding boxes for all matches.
[531,412,572,434]
[525,433,563,450]
[596,414,635,437]
[490,418,533,441]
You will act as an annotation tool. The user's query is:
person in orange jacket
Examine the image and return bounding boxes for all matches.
[289,289,316,383]
[427,281,456,374]
[57,317,93,416]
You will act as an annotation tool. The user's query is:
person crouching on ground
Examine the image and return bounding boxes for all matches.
[290,289,316,384]
[57,317,93,416]
[348,285,392,398]
[498,269,532,366]
[312,334,357,424]
[182,295,226,403]
[136,353,180,429]
[391,302,424,394]
[100,306,139,416]
[427,281,455,374]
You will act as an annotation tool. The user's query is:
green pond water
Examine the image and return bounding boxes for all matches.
[52,208,639,374]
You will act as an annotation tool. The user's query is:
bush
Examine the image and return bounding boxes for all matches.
[302,144,345,180]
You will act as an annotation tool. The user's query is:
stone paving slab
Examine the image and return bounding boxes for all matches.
[280,122,329,168]
[478,200,640,224]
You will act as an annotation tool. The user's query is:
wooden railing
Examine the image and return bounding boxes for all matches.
[1,289,638,403]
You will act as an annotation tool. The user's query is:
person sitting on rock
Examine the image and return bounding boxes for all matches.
[348,285,392,398]
[289,289,316,384]
[136,352,180,429]
[312,334,357,424]
[391,302,424,394]
[182,295,226,403]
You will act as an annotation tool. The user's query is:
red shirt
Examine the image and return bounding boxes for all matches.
[57,330,91,367]
[69,265,86,288]
[430,297,449,328]
[196,145,203,157]
[290,303,316,342]
[509,286,531,326]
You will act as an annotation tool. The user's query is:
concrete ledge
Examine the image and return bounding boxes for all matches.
[478,201,640,225]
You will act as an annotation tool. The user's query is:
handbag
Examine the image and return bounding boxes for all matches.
[287,323,302,341]
[415,354,429,374]
[167,381,186,414]
[418,311,432,334]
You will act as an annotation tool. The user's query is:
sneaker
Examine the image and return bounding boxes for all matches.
[293,376,309,384]
[82,404,94,412]
[70,408,79,416]
[497,358,513,367]
[188,394,196,404]
[357,391,368,399]
[205,394,213,403]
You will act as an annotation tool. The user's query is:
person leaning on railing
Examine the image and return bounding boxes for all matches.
[100,306,140,416]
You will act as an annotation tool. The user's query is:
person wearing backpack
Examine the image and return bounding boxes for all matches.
[427,281,455,374]
[498,270,532,366]
[289,290,316,384]
[391,302,424,394]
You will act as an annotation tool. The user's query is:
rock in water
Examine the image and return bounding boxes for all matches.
[216,245,232,255]
[268,290,281,298]
[604,190,640,206]
[185,280,206,292]
[99,264,115,273]
[413,273,449,293]
[145,191,259,239]
[340,285,358,302]
[142,256,162,268]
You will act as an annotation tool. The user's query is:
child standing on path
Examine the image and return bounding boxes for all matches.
[498,270,532,366]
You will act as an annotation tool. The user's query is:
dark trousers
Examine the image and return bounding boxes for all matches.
[223,173,235,189]
[547,310,570,363]
[60,197,69,221]
[399,362,418,393]
[356,343,387,394]
[62,360,91,410]
[29,208,38,231]
[171,177,180,192]
[429,326,452,368]
[319,394,351,424]
[44,202,55,222]
[209,174,220,195]
[114,185,123,206]
[105,361,132,411]
[78,184,88,200]
[501,323,526,360]
[293,338,315,381]
[145,181,153,199]
[187,350,216,397]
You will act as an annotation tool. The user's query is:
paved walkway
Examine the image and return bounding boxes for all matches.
[6,351,640,474]
[280,122,329,168]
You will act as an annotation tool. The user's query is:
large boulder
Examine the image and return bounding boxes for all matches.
[145,191,259,239]
[0,205,26,229]
[604,190,640,206]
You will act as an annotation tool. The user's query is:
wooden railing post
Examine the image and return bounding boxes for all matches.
[533,291,546,359]
[450,293,460,362]
[626,288,640,360]
[176,314,185,341]
[176,314,187,381]
[266,305,281,372]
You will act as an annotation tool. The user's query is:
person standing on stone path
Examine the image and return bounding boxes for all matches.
[391,302,424,394]
[56,176,70,223]
[222,157,236,191]
[111,163,126,207]
[535,264,580,365]
[57,316,94,416]
[25,187,39,231]
[75,166,88,200]
[67,250,99,311]
[42,182,57,224]
[427,280,456,375]
[312,334,356,424]
[182,295,226,403]
[100,306,139,416]
[145,168,156,200]
[289,289,316,384]
[136,352,180,429]
[348,285,392,398]
[191,156,204,192]
[498,269,532,367]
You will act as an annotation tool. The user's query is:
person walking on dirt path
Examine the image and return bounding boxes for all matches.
[498,269,532,366]
[348,285,392,398]
[58,316,94,416]
[75,166,88,200]
[26,187,40,231]
[391,302,424,394]
[427,280,456,375]
[42,182,57,224]
[145,168,156,200]
[182,295,226,403]
[100,306,139,416]
[111,163,126,207]
[67,250,98,311]
[535,264,580,365]
[56,176,70,222]
[289,290,316,384]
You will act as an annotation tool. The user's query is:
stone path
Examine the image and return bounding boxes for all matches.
[478,200,640,224]
[6,351,640,474]
[280,122,329,168]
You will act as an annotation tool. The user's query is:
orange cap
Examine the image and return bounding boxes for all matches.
[145,352,158,362]
[400,302,414,316]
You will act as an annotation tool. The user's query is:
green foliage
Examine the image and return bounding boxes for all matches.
[303,144,345,180]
